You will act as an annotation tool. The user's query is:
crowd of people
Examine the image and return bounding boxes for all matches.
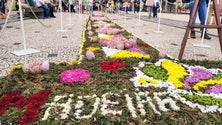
[1,0,222,40]
[0,0,165,19]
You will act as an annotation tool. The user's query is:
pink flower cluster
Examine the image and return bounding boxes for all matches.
[99,34,136,50]
[22,61,49,74]
[90,36,98,42]
[59,69,91,83]
[90,16,110,22]
[86,50,95,60]
[93,23,112,28]
[96,27,123,35]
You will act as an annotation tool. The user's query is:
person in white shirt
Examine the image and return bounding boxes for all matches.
[35,0,50,18]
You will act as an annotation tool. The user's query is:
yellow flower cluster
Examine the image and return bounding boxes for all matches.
[79,29,86,56]
[10,64,22,72]
[161,60,187,88]
[77,21,88,64]
[70,59,78,65]
[86,46,100,51]
[193,79,222,93]
[110,50,150,59]
[98,34,113,40]
[138,77,159,85]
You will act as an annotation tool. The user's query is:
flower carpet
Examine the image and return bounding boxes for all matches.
[1,14,222,125]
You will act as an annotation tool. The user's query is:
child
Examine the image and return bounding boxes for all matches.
[152,0,160,18]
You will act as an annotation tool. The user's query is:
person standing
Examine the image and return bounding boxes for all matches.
[189,0,211,40]
[129,0,132,11]
[94,0,99,11]
[123,0,129,14]
[69,0,75,12]
[152,0,159,18]
[145,0,154,18]
[78,0,83,13]
[88,0,93,16]
[99,0,103,11]
[110,0,114,13]
[115,0,121,13]
[175,0,182,14]
[83,0,87,13]
[133,0,138,13]
[0,0,8,19]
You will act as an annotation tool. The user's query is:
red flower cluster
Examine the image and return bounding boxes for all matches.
[0,90,51,125]
[100,60,126,72]
[138,43,149,48]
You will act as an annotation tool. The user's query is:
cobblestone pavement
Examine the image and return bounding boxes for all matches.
[126,13,189,29]
[123,12,218,37]
[0,11,221,77]
[105,12,221,60]
[0,12,88,77]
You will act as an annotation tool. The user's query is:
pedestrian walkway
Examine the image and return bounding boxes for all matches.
[0,12,88,76]
[0,11,221,77]
[106,11,221,60]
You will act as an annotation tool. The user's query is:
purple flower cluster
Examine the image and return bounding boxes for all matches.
[184,67,213,89]
[207,84,222,94]
[128,46,146,55]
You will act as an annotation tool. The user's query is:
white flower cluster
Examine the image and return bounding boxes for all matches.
[125,94,137,117]
[130,59,222,114]
[135,91,161,115]
[101,92,122,116]
[135,91,150,115]
[73,94,100,119]
[93,23,112,28]
[41,88,222,121]
[102,47,120,57]
[171,89,222,114]
[153,92,180,112]
[42,94,73,120]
